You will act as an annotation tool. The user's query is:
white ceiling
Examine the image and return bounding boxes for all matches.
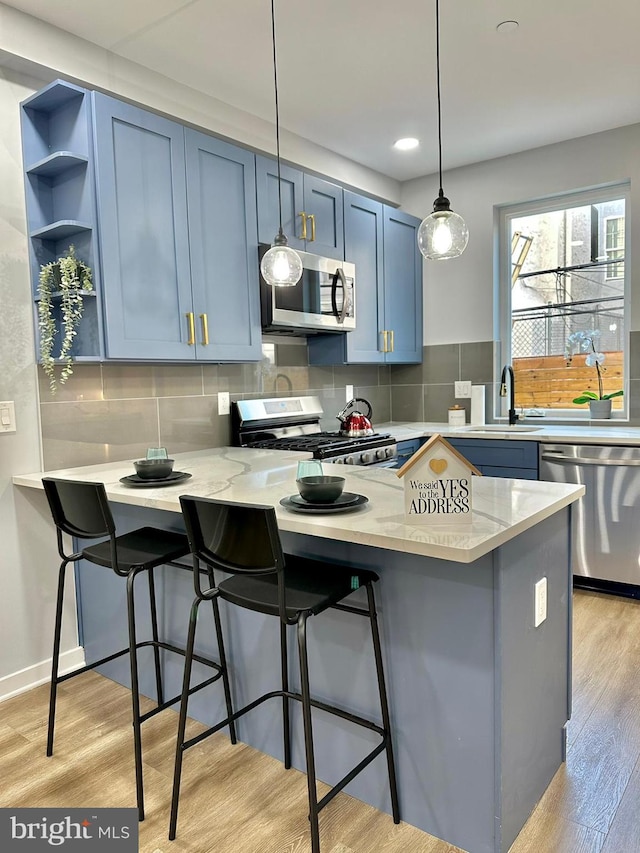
[5,0,640,181]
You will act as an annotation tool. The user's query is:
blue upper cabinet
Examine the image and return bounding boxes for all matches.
[184,130,261,361]
[92,94,261,361]
[382,207,423,364]
[308,193,423,365]
[256,155,344,259]
[335,192,384,362]
[92,94,192,360]
[256,157,304,251]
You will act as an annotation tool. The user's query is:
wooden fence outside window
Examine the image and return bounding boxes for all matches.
[513,352,623,410]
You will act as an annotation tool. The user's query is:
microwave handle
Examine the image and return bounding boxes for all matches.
[331,267,349,324]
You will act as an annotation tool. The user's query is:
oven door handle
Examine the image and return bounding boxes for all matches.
[331,267,349,324]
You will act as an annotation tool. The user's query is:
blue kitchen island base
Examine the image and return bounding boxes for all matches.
[76,500,571,853]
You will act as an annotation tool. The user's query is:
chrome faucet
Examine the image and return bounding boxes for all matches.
[500,365,519,426]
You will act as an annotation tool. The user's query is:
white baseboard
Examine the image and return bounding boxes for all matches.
[0,647,86,704]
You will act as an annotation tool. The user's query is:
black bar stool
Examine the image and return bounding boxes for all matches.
[42,477,236,821]
[169,495,400,853]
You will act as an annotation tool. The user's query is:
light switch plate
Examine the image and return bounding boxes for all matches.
[0,400,16,433]
[346,384,354,402]
[218,392,230,416]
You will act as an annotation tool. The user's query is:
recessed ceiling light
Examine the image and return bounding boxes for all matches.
[393,137,419,151]
[496,20,519,34]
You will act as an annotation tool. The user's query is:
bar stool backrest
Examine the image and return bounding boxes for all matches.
[42,477,118,569]
[179,495,289,621]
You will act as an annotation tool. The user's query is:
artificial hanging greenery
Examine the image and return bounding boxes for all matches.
[38,245,93,393]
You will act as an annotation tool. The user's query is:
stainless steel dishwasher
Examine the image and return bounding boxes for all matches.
[539,443,640,597]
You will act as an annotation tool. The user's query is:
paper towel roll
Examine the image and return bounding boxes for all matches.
[470,385,486,426]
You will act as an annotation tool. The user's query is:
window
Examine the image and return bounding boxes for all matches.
[605,215,625,279]
[498,185,628,417]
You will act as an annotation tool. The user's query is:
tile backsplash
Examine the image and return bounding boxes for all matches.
[39,335,640,470]
[38,339,392,470]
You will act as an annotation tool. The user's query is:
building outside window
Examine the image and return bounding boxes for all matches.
[605,215,625,280]
[497,184,628,417]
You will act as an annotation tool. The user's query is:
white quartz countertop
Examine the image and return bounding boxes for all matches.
[377,421,640,445]
[13,447,584,564]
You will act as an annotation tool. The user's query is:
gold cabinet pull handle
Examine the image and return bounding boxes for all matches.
[299,211,307,240]
[389,329,394,352]
[308,213,316,242]
[381,330,388,353]
[199,313,209,345]
[186,312,195,345]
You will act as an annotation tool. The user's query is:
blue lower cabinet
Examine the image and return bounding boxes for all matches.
[446,438,539,479]
[394,438,424,468]
[93,94,260,361]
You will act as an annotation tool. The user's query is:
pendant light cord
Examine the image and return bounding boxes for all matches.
[270,0,284,236]
[435,0,444,197]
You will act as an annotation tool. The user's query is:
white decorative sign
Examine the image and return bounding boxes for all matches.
[396,434,481,524]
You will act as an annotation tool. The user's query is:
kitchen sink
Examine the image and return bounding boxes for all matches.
[454,425,544,433]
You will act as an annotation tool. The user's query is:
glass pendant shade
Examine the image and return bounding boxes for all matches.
[260,234,303,287]
[418,0,469,261]
[418,195,469,260]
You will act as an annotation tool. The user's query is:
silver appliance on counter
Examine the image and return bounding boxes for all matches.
[233,396,397,467]
[259,247,356,334]
[539,443,640,596]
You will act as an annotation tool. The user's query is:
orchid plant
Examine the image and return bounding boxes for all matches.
[565,329,623,405]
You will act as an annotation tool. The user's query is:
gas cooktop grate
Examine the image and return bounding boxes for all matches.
[246,432,392,457]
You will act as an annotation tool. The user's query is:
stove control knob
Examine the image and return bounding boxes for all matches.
[386,447,395,458]
[345,455,356,465]
[376,449,386,460]
[360,451,373,464]
[334,457,344,464]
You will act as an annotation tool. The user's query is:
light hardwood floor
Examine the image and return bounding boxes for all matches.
[1,590,639,853]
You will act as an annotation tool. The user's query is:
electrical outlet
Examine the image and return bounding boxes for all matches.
[217,392,230,416]
[455,381,472,398]
[534,577,547,627]
[346,384,354,402]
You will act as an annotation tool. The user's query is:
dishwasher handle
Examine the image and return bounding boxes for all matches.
[540,453,640,467]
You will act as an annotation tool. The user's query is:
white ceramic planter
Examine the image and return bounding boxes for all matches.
[589,399,612,419]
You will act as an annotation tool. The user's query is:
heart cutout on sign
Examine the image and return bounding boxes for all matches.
[429,458,448,475]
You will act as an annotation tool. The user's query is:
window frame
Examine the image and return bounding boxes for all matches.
[496,183,630,421]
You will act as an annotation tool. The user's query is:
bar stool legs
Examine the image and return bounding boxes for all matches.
[365,583,400,823]
[127,568,146,821]
[297,611,321,853]
[46,557,69,758]
[281,621,292,770]
[169,590,238,842]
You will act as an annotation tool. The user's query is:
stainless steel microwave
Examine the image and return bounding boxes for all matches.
[259,246,356,334]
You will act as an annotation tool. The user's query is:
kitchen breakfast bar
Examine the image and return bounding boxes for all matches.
[13,447,584,853]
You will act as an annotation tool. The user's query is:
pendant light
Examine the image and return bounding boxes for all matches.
[260,0,303,287]
[417,0,469,260]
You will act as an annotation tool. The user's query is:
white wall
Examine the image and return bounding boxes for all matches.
[0,65,83,698]
[0,1,400,205]
[401,123,640,345]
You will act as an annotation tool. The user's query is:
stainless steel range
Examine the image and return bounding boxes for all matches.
[233,396,397,467]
